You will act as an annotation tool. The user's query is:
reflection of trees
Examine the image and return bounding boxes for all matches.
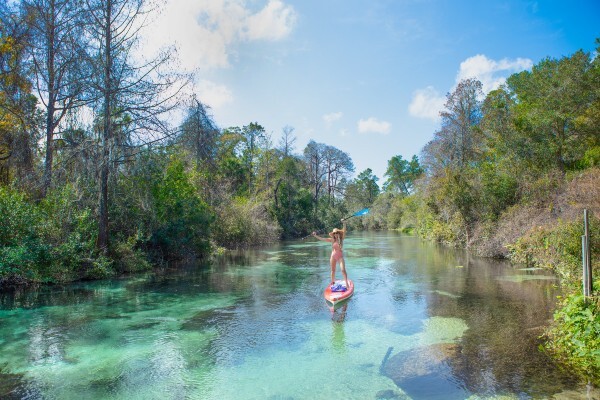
[421,249,580,395]
[0,285,97,310]
[0,364,25,399]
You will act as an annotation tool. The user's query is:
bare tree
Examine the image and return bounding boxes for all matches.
[180,95,219,168]
[84,0,187,252]
[422,78,484,177]
[438,78,484,168]
[303,140,326,206]
[24,0,89,195]
[278,125,296,157]
[323,144,354,204]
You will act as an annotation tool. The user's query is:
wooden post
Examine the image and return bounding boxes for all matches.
[582,210,593,296]
[583,235,589,297]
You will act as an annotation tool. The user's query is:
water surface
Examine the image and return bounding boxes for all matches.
[0,232,592,399]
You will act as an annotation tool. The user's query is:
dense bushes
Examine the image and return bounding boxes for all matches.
[150,157,213,257]
[0,154,216,284]
[508,217,600,284]
[545,290,600,385]
[0,185,109,284]
[212,196,280,249]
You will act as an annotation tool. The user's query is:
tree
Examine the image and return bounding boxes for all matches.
[303,139,328,207]
[272,155,311,237]
[421,79,484,244]
[0,4,40,186]
[278,125,296,157]
[179,96,219,168]
[24,0,89,195]
[323,144,354,205]
[302,140,354,208]
[506,50,597,172]
[383,154,423,195]
[85,0,186,252]
[346,168,379,208]
[439,78,484,168]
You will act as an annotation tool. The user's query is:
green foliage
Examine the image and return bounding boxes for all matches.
[545,291,600,385]
[0,186,38,247]
[358,192,393,230]
[111,235,151,273]
[506,50,596,172]
[345,168,379,209]
[272,182,313,238]
[150,156,213,257]
[0,185,106,283]
[581,146,600,169]
[507,217,600,284]
[478,162,519,221]
[270,156,312,238]
[212,196,280,249]
[383,155,423,195]
[387,193,421,233]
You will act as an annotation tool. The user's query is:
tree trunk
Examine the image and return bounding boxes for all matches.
[42,103,55,196]
[97,0,112,253]
[41,0,56,197]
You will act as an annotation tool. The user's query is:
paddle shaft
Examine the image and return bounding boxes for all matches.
[302,208,368,239]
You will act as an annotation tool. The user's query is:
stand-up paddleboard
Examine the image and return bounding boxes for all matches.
[324,279,354,305]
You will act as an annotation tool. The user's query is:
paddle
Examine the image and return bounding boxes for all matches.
[341,207,370,221]
[302,208,370,239]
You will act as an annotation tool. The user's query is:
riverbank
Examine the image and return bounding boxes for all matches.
[399,167,600,386]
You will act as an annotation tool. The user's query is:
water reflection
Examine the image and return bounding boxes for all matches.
[0,232,594,399]
[327,281,351,356]
[331,303,348,353]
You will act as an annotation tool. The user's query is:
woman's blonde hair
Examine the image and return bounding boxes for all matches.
[329,228,345,248]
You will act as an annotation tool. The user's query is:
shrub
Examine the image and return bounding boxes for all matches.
[0,186,39,246]
[544,289,600,385]
[111,234,151,273]
[213,196,280,249]
[581,146,600,168]
[0,185,103,284]
[0,187,50,283]
[478,162,519,221]
[150,157,213,257]
[507,217,599,284]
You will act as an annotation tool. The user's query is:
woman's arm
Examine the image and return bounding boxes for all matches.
[312,232,332,242]
[341,220,347,236]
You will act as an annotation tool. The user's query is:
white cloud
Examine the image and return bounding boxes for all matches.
[357,117,391,135]
[408,86,445,121]
[456,54,533,93]
[140,0,297,71]
[197,80,234,109]
[323,112,343,125]
[246,0,297,41]
[409,55,532,121]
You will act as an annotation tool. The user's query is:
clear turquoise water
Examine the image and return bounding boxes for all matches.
[0,232,592,399]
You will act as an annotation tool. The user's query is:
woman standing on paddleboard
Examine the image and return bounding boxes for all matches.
[312,220,348,289]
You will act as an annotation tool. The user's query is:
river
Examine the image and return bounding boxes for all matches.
[0,232,594,399]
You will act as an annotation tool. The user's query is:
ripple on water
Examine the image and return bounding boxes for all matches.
[0,233,583,399]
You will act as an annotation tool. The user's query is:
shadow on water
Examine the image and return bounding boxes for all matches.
[0,364,25,400]
[331,303,348,353]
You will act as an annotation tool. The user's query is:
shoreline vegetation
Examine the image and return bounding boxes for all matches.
[0,1,598,385]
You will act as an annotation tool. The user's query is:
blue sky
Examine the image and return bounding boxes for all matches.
[143,0,599,181]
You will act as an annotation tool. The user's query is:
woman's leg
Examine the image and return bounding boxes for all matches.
[330,256,336,284]
[339,258,349,288]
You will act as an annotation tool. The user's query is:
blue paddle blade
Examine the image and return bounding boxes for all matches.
[353,208,370,216]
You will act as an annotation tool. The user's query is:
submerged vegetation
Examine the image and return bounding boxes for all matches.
[0,0,598,386]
